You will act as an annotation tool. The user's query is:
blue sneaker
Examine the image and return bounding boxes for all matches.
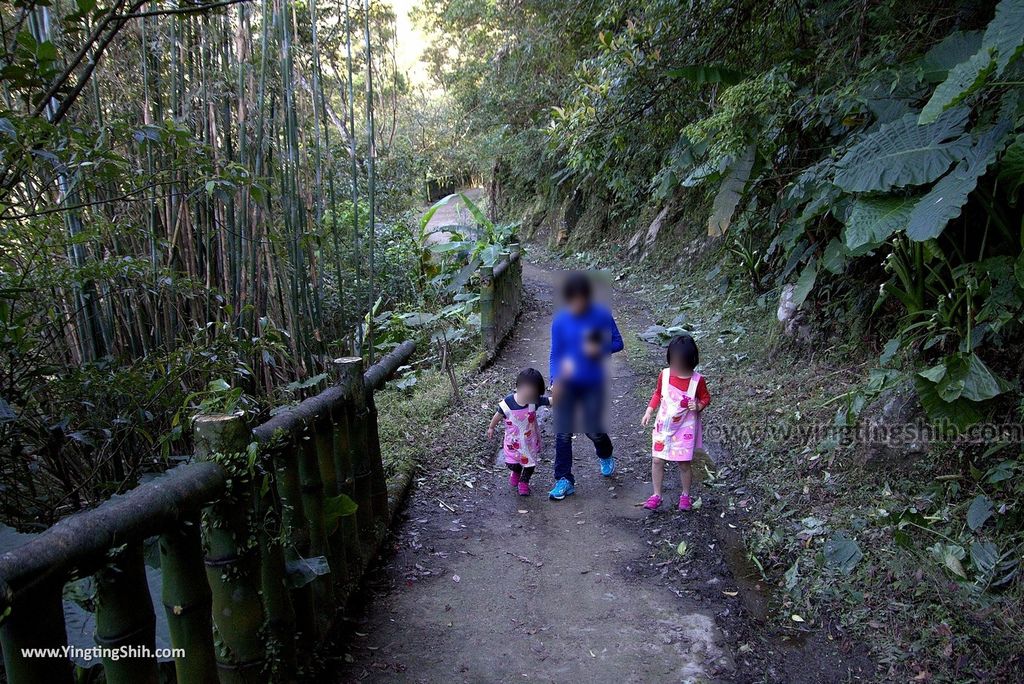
[599,457,615,477]
[549,478,576,500]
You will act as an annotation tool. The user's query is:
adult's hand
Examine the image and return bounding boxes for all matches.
[583,337,603,359]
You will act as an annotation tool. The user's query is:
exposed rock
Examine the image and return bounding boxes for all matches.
[629,205,671,254]
[551,191,585,247]
[776,284,812,342]
[859,381,930,467]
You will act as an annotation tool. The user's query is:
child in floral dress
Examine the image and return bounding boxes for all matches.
[486,368,550,496]
[640,335,710,510]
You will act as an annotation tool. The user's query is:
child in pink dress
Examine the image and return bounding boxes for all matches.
[640,335,710,511]
[486,368,550,496]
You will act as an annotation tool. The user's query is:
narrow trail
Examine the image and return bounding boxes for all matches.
[337,260,866,683]
[422,188,485,245]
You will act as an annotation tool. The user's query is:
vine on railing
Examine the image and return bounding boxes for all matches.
[0,340,415,683]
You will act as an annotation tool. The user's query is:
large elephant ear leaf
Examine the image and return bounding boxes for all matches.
[919,30,984,82]
[918,0,1024,123]
[918,48,995,124]
[985,0,1024,75]
[999,133,1024,196]
[913,374,984,429]
[834,108,971,193]
[707,145,755,237]
[907,122,1013,240]
[842,196,916,253]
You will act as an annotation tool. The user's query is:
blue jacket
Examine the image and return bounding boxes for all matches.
[549,303,624,387]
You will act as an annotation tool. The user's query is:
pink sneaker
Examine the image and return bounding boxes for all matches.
[643,494,662,510]
[509,470,520,488]
[518,481,531,496]
[678,494,692,511]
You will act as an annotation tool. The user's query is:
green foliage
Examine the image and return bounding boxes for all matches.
[834,108,972,193]
[843,196,917,253]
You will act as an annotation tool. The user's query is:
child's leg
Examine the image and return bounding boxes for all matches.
[651,458,665,496]
[520,466,535,483]
[677,461,692,496]
[507,463,522,486]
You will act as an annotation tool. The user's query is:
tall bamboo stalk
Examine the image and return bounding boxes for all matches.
[363,0,376,363]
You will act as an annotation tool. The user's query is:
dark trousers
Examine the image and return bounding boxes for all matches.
[506,463,535,482]
[553,381,613,484]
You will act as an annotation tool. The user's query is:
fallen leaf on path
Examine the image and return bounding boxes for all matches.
[722,591,738,597]
[791,614,804,622]
[506,551,543,567]
[452,575,460,583]
[676,541,687,556]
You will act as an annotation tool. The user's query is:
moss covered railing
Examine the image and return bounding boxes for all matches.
[479,242,522,355]
[0,340,415,684]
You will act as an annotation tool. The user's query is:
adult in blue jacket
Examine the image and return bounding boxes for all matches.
[548,272,624,500]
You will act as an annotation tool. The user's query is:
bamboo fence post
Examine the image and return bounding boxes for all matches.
[193,414,265,683]
[0,583,72,684]
[348,362,375,545]
[480,263,495,351]
[331,358,363,573]
[365,390,389,530]
[314,415,349,586]
[159,516,218,684]
[256,486,298,682]
[271,443,315,639]
[298,429,335,634]
[511,241,522,324]
[94,543,159,684]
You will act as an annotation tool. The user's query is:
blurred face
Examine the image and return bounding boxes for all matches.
[669,355,692,373]
[517,382,540,403]
[567,294,589,315]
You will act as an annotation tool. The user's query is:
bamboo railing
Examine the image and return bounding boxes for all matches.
[0,340,415,683]
[479,242,522,355]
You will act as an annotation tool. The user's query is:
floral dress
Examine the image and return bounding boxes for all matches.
[651,369,703,462]
[499,396,543,468]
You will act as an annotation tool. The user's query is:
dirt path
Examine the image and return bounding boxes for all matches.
[423,188,484,245]
[336,260,869,683]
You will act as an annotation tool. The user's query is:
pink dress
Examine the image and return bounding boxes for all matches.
[652,369,702,462]
[499,399,541,467]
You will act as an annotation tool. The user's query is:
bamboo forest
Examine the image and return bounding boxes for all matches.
[1,0,1023,681]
